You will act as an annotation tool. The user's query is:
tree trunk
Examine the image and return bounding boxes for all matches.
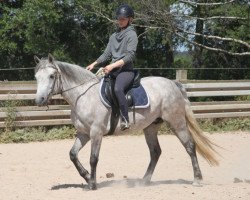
[165,39,174,68]
[193,5,204,78]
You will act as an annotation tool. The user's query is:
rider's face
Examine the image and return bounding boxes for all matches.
[117,17,131,28]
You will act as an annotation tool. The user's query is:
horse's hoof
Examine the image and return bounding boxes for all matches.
[89,184,97,190]
[88,181,97,190]
[141,178,151,186]
[192,179,202,187]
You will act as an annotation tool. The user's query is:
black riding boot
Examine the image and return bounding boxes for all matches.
[120,104,130,131]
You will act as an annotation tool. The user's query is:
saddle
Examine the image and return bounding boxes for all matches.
[103,70,141,108]
[100,70,148,135]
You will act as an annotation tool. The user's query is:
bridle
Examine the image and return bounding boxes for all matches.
[46,63,100,105]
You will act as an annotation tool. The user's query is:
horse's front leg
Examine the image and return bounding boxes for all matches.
[69,133,91,184]
[89,131,103,190]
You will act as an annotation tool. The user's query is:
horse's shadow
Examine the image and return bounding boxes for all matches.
[51,178,192,191]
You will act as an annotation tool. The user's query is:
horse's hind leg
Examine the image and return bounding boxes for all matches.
[169,116,203,186]
[142,122,162,185]
[69,133,91,184]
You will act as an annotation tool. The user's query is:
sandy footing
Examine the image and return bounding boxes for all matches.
[0,132,249,200]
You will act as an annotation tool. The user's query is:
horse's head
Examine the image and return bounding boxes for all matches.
[34,54,61,106]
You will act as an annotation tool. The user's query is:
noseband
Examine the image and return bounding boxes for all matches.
[48,65,62,97]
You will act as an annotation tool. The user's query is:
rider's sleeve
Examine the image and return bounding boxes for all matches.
[122,32,138,65]
[96,38,112,65]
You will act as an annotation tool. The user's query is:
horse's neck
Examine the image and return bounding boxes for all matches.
[60,75,98,108]
[56,62,98,107]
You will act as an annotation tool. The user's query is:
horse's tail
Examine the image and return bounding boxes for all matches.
[174,81,219,166]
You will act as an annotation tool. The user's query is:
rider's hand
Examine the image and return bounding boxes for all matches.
[103,65,113,74]
[86,63,95,71]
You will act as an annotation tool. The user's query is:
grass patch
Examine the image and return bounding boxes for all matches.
[0,118,249,143]
[0,95,22,133]
[0,126,76,143]
[198,117,250,132]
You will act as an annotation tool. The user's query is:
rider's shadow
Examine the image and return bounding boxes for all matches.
[50,179,192,190]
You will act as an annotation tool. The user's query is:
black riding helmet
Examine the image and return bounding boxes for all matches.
[116,4,134,19]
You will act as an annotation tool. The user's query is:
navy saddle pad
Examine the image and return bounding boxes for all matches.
[99,78,150,108]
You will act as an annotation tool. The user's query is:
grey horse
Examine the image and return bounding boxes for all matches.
[34,54,218,190]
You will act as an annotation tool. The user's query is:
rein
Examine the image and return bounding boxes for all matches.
[45,64,99,110]
[60,76,99,94]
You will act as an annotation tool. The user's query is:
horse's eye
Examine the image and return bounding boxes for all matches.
[50,75,55,79]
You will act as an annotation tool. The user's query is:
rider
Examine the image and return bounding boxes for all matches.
[86,4,138,131]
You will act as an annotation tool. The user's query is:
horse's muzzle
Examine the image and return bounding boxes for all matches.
[35,96,48,107]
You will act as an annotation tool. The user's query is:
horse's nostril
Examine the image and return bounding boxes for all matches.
[35,96,45,106]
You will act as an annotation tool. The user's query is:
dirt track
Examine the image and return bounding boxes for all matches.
[0,132,250,200]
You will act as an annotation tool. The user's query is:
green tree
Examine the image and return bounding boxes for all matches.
[180,0,250,79]
[200,1,250,79]
[0,0,111,80]
[0,0,249,81]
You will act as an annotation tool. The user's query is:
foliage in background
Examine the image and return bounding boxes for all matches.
[0,0,249,81]
[0,95,21,133]
[0,0,111,80]
[187,1,249,80]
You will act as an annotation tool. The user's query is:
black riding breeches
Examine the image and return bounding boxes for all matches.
[114,71,134,122]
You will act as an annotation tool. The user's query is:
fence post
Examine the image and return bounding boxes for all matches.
[176,70,187,81]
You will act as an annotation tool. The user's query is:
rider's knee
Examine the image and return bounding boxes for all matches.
[114,85,122,95]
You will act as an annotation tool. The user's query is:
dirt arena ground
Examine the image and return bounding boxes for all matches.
[0,132,250,200]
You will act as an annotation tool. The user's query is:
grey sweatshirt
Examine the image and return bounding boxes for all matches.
[96,25,138,76]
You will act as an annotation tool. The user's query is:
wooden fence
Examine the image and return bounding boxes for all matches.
[0,80,249,128]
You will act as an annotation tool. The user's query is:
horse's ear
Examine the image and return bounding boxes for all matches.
[34,55,40,64]
[48,53,55,63]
